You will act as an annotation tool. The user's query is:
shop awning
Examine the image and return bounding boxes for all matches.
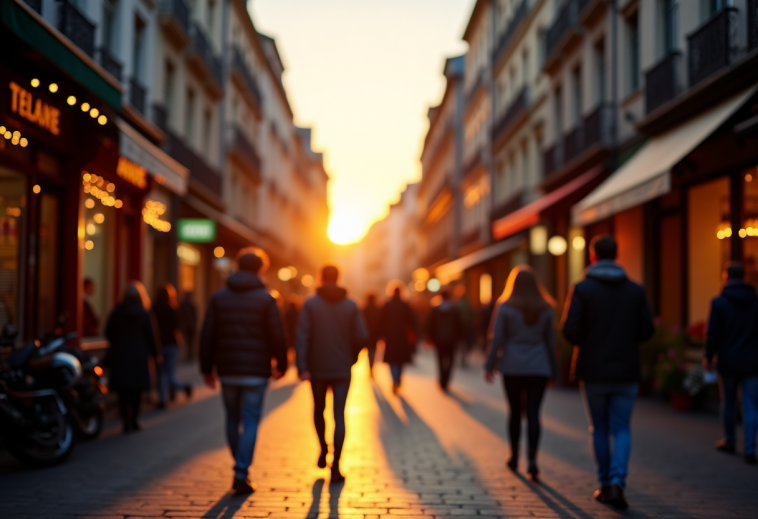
[2,1,122,110]
[573,85,758,226]
[118,120,188,196]
[435,235,524,284]
[492,165,604,240]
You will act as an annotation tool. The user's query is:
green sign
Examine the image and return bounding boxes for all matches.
[178,219,216,243]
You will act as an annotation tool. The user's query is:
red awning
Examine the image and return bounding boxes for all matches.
[492,165,604,240]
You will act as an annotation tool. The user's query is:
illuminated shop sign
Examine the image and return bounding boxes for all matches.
[117,156,148,189]
[178,219,216,243]
[8,81,60,136]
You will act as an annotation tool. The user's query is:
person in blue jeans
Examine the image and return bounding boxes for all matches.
[153,284,192,408]
[704,262,758,465]
[200,248,288,494]
[562,235,654,510]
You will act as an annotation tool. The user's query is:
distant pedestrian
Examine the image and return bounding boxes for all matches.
[562,235,654,510]
[426,290,462,391]
[83,278,99,337]
[484,266,557,481]
[179,292,198,361]
[363,292,382,374]
[380,286,416,393]
[284,297,300,351]
[104,281,157,434]
[704,262,758,465]
[154,283,192,408]
[296,265,368,483]
[200,247,288,495]
[454,285,475,367]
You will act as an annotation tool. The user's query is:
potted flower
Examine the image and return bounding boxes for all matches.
[654,349,703,411]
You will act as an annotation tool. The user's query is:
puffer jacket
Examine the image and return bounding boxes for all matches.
[200,271,287,378]
[705,281,758,376]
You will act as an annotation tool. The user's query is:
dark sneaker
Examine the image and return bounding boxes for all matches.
[715,439,735,454]
[232,478,256,495]
[330,467,345,484]
[506,457,518,472]
[317,449,328,469]
[593,486,611,503]
[608,485,628,510]
[527,460,539,481]
[745,453,757,465]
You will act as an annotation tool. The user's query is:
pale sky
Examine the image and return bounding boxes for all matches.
[250,0,474,244]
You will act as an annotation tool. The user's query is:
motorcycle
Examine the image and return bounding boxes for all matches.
[0,326,78,467]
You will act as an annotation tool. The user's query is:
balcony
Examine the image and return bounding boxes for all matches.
[491,87,529,144]
[57,0,95,57]
[688,7,738,88]
[97,47,122,81]
[231,46,263,110]
[152,104,168,133]
[543,144,563,179]
[189,23,223,92]
[583,103,613,149]
[129,78,146,114]
[645,51,682,114]
[563,126,583,164]
[493,0,529,66]
[23,0,42,13]
[545,0,579,64]
[750,0,758,52]
[543,103,612,178]
[229,126,262,177]
[159,0,190,48]
[166,132,222,197]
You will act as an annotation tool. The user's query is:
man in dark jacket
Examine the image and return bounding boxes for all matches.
[380,287,417,392]
[562,235,654,510]
[363,293,382,375]
[704,262,758,465]
[426,290,463,391]
[200,247,287,495]
[296,265,368,483]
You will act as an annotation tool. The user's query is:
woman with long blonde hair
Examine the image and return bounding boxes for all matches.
[484,266,557,480]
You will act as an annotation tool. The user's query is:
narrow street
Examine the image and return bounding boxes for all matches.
[1,351,756,519]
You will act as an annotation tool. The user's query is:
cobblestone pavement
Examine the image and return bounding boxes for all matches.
[2,350,757,518]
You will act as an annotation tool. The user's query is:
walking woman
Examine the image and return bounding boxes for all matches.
[484,266,557,480]
[153,283,193,408]
[105,281,158,433]
[381,286,416,393]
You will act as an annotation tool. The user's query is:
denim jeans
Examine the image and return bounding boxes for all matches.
[311,378,351,466]
[222,383,268,479]
[721,374,758,454]
[158,344,189,404]
[389,364,403,385]
[582,382,638,489]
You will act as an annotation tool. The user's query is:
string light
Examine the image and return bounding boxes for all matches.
[142,200,171,232]
[20,138,28,147]
[98,115,107,125]
[81,102,90,112]
[89,108,99,118]
[32,185,41,194]
[67,96,76,106]
[94,213,104,224]
[30,78,40,88]
[85,199,95,209]
[49,83,58,93]
[85,240,94,250]
[214,247,225,258]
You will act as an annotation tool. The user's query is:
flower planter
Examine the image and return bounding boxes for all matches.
[670,392,693,412]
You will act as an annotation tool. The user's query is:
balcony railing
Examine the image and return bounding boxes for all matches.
[750,0,758,52]
[543,144,563,178]
[152,104,168,133]
[231,126,262,174]
[57,0,95,57]
[545,0,578,61]
[583,103,613,149]
[97,47,122,81]
[491,87,529,142]
[23,0,42,13]
[159,0,190,40]
[129,78,146,114]
[563,126,583,164]
[232,46,263,107]
[688,7,738,87]
[190,23,223,88]
[166,132,222,197]
[493,0,529,64]
[645,51,682,114]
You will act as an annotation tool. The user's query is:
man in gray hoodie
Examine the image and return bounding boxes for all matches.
[296,265,368,483]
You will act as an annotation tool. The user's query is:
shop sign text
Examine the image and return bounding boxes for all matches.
[117,157,148,189]
[178,219,216,243]
[9,82,60,136]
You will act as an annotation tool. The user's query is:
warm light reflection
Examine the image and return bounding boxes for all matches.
[214,246,225,258]
[301,274,314,287]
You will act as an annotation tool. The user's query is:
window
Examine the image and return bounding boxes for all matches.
[554,85,563,140]
[660,0,678,55]
[186,89,196,144]
[102,0,118,53]
[571,66,582,126]
[203,109,212,159]
[626,12,640,93]
[706,0,731,18]
[521,48,529,87]
[208,0,216,40]
[132,15,145,81]
[594,40,606,103]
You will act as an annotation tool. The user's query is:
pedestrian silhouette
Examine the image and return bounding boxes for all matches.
[484,265,557,481]
[704,261,758,465]
[153,283,193,408]
[380,286,416,393]
[179,292,198,361]
[562,235,654,510]
[363,292,382,375]
[426,290,462,391]
[296,265,368,483]
[454,285,475,367]
[199,247,287,495]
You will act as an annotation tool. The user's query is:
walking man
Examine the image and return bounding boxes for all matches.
[426,290,463,391]
[562,235,654,510]
[200,248,287,494]
[704,262,758,465]
[363,293,382,375]
[380,286,417,392]
[296,265,368,483]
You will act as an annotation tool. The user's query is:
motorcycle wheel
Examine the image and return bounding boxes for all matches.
[5,399,76,467]
[77,408,104,440]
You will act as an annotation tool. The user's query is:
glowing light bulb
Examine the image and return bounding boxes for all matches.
[32,185,41,194]
[67,96,77,106]
[81,102,90,112]
[49,83,58,93]
[89,108,99,118]
[717,230,725,240]
[93,213,105,224]
[214,247,225,258]
[85,240,94,250]
[85,199,95,209]
[20,138,28,147]
[98,115,107,125]
[115,200,123,209]
[30,78,40,88]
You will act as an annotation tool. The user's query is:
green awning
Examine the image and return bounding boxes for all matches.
[2,1,121,110]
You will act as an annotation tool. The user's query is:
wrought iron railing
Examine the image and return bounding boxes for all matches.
[545,0,578,61]
[190,23,223,87]
[747,0,758,52]
[159,0,190,36]
[645,51,682,113]
[129,78,146,114]
[23,0,42,13]
[232,46,263,107]
[583,103,613,149]
[491,87,529,142]
[97,47,122,81]
[493,0,529,64]
[231,126,262,173]
[563,126,583,164]
[57,0,95,57]
[152,104,168,133]
[166,132,222,197]
[688,7,738,87]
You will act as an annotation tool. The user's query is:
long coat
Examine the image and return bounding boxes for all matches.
[104,301,158,391]
[380,296,416,365]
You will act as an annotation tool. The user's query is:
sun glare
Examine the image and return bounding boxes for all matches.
[328,214,367,245]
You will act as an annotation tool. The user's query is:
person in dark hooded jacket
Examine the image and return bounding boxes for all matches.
[200,247,288,495]
[104,281,157,434]
[704,262,758,465]
[562,235,654,511]
[426,290,462,391]
[296,265,368,483]
[380,286,416,392]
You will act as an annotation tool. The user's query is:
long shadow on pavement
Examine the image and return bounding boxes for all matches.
[201,492,251,518]
[303,477,343,519]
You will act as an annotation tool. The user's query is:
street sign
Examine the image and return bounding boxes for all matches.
[178,219,216,243]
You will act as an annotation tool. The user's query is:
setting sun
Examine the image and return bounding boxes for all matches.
[328,211,368,245]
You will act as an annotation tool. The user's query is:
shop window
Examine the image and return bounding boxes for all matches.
[742,167,758,288]
[688,177,730,325]
[83,197,117,338]
[0,168,25,333]
[37,194,59,336]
